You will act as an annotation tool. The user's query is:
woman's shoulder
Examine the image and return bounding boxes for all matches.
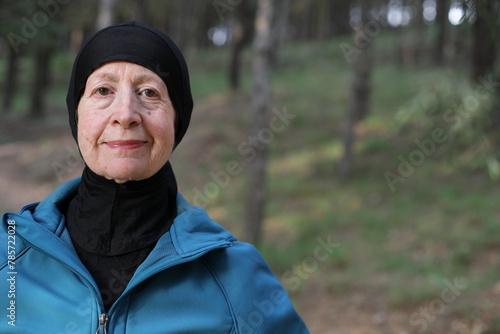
[202,241,282,292]
[200,242,310,332]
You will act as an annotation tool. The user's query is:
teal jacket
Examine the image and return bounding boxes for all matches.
[0,178,308,333]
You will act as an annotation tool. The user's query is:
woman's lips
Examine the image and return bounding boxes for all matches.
[105,140,146,150]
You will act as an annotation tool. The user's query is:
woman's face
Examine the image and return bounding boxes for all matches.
[77,61,175,183]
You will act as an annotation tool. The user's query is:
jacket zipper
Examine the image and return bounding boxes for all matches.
[15,236,107,333]
[95,313,109,334]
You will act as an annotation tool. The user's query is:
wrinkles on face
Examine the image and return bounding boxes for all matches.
[77,61,176,183]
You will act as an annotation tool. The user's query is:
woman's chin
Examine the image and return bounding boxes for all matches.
[99,164,155,183]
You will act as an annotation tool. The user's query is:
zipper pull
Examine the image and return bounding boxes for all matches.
[95,313,109,334]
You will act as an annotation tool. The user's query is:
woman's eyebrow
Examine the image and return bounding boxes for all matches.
[92,72,119,82]
[134,74,163,85]
[90,72,165,89]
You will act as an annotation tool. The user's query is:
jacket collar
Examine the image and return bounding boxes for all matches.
[1,177,236,278]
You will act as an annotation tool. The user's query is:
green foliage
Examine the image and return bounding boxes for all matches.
[392,71,500,179]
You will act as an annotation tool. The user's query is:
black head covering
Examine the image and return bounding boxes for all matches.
[66,21,193,147]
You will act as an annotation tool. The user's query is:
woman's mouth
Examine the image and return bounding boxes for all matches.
[105,140,146,150]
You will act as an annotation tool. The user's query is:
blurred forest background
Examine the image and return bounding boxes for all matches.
[1,0,500,332]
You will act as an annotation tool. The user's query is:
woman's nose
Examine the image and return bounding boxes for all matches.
[111,91,142,128]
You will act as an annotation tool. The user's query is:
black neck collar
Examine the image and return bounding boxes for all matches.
[66,163,177,256]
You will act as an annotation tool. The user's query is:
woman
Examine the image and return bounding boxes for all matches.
[0,22,309,333]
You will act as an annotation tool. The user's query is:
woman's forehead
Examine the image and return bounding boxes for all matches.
[88,61,165,86]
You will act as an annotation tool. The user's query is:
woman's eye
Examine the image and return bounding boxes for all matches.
[143,89,158,98]
[97,87,110,96]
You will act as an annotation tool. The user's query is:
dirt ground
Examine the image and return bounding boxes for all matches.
[1,107,498,334]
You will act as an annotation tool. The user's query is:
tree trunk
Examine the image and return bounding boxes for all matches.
[70,27,85,54]
[192,1,216,49]
[315,0,329,39]
[270,0,289,66]
[471,0,497,82]
[339,4,372,177]
[133,0,148,23]
[30,47,52,118]
[406,0,424,68]
[228,1,256,91]
[96,0,117,30]
[175,0,193,51]
[244,0,278,245]
[471,0,500,132]
[434,0,449,65]
[3,43,19,114]
[229,37,247,91]
[330,1,352,36]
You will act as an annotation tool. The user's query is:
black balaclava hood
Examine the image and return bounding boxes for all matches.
[66,21,193,147]
[65,22,192,312]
